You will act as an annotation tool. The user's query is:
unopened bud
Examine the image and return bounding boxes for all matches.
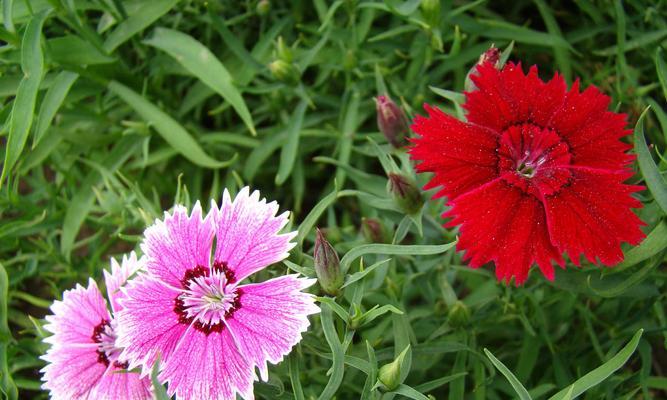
[256,0,270,16]
[313,229,344,296]
[276,36,293,63]
[421,0,441,28]
[388,173,423,214]
[447,301,470,328]
[361,218,388,243]
[269,60,300,85]
[465,45,503,92]
[479,46,500,67]
[375,95,409,148]
[378,346,410,391]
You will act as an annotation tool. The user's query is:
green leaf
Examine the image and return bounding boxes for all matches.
[390,384,430,400]
[108,80,234,168]
[414,372,468,393]
[288,352,305,400]
[340,241,457,272]
[0,263,18,400]
[534,0,571,81]
[61,136,140,256]
[614,221,667,271]
[0,8,50,187]
[658,48,667,102]
[144,27,256,135]
[318,304,345,400]
[103,0,179,52]
[296,187,338,248]
[484,348,532,400]
[32,71,78,146]
[589,254,662,297]
[547,329,643,400]
[150,358,170,400]
[634,108,667,214]
[47,35,115,65]
[341,259,391,289]
[276,100,307,185]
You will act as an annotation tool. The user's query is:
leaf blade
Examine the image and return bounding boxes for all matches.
[144,27,256,135]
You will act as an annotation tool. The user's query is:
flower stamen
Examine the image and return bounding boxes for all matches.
[174,262,242,335]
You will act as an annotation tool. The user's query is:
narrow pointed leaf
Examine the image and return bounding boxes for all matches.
[144,27,256,135]
[108,80,233,168]
[634,108,667,214]
[1,8,50,186]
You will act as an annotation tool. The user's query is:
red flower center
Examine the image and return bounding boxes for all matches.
[497,123,573,197]
[173,261,243,335]
[91,319,128,368]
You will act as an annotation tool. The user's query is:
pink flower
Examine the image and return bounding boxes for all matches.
[41,253,152,400]
[116,187,319,400]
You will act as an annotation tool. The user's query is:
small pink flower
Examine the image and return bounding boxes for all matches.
[41,253,152,400]
[116,187,319,400]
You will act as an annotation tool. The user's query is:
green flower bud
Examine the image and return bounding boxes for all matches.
[276,36,293,63]
[421,0,441,28]
[388,173,423,215]
[447,301,470,328]
[378,346,410,391]
[256,0,270,16]
[269,59,300,85]
[313,228,344,296]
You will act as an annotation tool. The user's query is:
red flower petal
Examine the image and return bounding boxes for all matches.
[411,62,645,284]
[541,167,645,265]
[445,179,563,284]
[410,105,498,200]
[465,63,567,132]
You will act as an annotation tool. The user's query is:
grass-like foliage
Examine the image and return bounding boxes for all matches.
[1,0,666,399]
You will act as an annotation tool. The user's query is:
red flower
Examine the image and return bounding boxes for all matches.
[409,62,645,284]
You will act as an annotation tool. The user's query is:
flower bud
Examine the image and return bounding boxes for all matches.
[313,229,344,296]
[465,45,502,92]
[378,345,410,391]
[388,173,423,214]
[375,95,409,148]
[269,59,300,86]
[256,0,270,16]
[275,36,293,63]
[421,0,441,28]
[361,218,388,243]
[447,301,470,328]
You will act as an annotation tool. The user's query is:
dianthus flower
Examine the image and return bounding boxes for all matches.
[116,187,319,400]
[410,62,645,284]
[41,253,152,400]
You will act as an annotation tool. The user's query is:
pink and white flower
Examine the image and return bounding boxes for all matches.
[41,252,152,400]
[116,187,319,400]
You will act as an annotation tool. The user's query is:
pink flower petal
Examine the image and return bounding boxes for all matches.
[90,364,153,400]
[141,201,215,287]
[43,279,110,346]
[41,344,108,399]
[116,275,187,377]
[227,275,319,380]
[213,187,295,282]
[159,328,255,400]
[104,252,144,313]
[41,280,110,399]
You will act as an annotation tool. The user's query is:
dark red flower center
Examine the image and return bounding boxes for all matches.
[91,319,128,369]
[173,261,242,335]
[497,123,572,197]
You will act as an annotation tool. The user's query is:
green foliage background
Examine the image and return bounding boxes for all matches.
[1,0,666,399]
